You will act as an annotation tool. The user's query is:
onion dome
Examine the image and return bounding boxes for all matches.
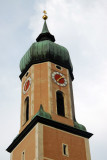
[19,17,74,80]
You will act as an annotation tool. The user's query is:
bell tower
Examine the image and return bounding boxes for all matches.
[7,11,93,160]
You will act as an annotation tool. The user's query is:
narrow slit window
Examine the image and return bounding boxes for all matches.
[63,144,68,156]
[22,151,25,160]
[56,91,65,117]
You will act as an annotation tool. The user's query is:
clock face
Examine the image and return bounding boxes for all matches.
[23,77,31,94]
[52,72,67,87]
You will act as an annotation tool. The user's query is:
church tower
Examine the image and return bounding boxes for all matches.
[7,11,93,160]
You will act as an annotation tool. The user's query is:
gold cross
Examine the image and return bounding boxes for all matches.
[43,10,47,14]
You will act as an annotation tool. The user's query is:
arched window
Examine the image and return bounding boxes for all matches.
[56,91,65,117]
[23,97,29,124]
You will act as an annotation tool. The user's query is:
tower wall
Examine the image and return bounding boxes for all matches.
[11,126,36,160]
[11,123,91,160]
[20,62,74,133]
[43,125,91,160]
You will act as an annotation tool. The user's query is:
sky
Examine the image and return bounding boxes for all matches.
[0,0,107,159]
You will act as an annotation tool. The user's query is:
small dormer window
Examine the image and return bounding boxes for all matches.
[25,72,29,77]
[56,65,61,70]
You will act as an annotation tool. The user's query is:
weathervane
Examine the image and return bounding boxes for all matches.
[42,10,48,20]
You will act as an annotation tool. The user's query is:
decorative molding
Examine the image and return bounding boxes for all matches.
[19,60,74,81]
[6,116,93,153]
[31,66,34,117]
[85,138,91,160]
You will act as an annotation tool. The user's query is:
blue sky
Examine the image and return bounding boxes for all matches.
[0,0,107,159]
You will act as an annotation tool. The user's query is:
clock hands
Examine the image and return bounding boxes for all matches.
[57,76,64,82]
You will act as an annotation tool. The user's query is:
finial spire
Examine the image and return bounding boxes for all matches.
[42,20,49,33]
[36,11,55,42]
[42,10,48,20]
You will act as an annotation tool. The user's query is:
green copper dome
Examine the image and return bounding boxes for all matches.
[19,21,74,79]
